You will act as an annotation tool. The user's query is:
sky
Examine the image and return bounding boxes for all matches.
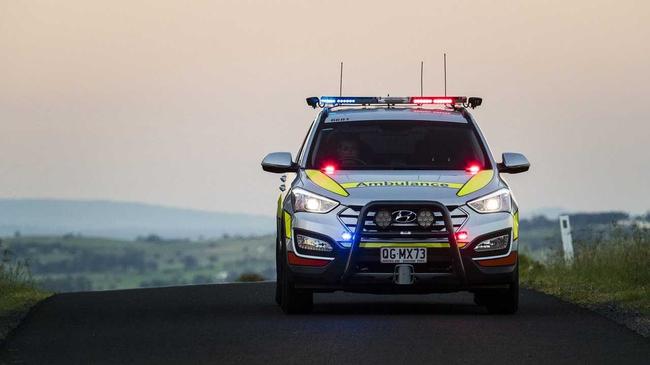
[0,0,649,217]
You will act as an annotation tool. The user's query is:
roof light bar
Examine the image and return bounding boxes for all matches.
[377,96,410,104]
[319,96,379,105]
[308,95,481,108]
[409,96,467,105]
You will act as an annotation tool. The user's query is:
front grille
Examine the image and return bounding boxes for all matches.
[338,205,468,241]
[339,202,469,280]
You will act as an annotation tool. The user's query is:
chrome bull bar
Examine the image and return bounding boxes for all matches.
[340,201,467,285]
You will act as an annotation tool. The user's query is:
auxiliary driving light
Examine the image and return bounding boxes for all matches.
[296,234,333,252]
[474,234,509,252]
[417,210,434,227]
[374,210,392,229]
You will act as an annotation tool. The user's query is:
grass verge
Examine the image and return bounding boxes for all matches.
[1,242,51,342]
[520,231,649,335]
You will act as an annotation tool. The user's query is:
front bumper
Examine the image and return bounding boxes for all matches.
[287,202,517,294]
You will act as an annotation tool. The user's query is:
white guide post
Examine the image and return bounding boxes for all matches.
[559,215,574,264]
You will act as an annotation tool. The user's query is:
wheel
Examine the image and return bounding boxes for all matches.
[475,264,519,314]
[279,260,313,314]
[275,232,282,305]
[277,218,313,314]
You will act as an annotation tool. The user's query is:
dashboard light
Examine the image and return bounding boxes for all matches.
[323,165,335,175]
[466,164,481,175]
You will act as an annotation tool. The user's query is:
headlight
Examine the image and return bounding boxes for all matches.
[467,188,511,213]
[292,188,339,213]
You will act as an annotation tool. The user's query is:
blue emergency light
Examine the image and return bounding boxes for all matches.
[319,96,379,105]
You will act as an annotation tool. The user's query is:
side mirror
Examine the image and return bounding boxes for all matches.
[261,152,297,173]
[498,152,530,174]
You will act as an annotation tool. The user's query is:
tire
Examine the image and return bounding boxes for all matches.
[277,218,313,314]
[275,232,282,305]
[475,264,519,314]
[279,262,313,314]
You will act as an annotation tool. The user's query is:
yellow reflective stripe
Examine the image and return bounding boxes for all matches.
[305,169,349,196]
[360,242,451,248]
[341,181,463,189]
[284,211,292,239]
[456,170,494,196]
[513,211,519,240]
[276,194,283,218]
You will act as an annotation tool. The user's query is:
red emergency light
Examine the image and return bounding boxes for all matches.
[322,164,336,175]
[409,96,467,105]
[466,164,481,175]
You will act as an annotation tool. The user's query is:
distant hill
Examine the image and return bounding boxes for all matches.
[523,206,568,220]
[0,199,274,240]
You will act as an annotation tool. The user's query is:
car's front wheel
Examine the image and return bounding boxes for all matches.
[474,264,519,314]
[275,231,282,305]
[278,257,313,314]
[276,220,313,314]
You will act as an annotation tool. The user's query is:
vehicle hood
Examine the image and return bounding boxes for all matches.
[299,170,501,207]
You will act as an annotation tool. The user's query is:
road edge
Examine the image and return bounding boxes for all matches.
[523,285,649,338]
[0,294,53,348]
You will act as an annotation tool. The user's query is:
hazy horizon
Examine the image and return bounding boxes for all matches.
[1,0,649,216]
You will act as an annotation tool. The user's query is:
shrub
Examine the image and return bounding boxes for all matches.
[236,272,265,282]
[0,239,32,285]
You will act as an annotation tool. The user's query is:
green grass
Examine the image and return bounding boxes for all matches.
[0,242,51,340]
[0,281,50,318]
[520,231,649,314]
[3,234,276,292]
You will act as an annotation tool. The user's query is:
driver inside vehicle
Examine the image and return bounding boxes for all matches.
[336,137,366,166]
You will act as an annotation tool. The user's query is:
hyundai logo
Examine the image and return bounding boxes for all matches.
[392,210,417,223]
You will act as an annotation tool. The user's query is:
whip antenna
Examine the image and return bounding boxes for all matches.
[339,62,343,97]
[420,61,424,96]
[443,53,447,96]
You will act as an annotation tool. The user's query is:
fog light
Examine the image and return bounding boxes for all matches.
[341,232,352,241]
[474,234,509,252]
[374,210,391,229]
[456,231,469,241]
[296,234,333,252]
[417,210,434,227]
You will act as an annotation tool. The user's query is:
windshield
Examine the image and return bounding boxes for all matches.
[306,120,489,170]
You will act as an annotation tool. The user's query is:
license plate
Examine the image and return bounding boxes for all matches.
[380,247,427,263]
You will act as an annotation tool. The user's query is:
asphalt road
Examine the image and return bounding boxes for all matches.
[1,282,648,364]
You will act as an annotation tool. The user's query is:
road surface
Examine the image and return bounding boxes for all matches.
[1,283,648,364]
